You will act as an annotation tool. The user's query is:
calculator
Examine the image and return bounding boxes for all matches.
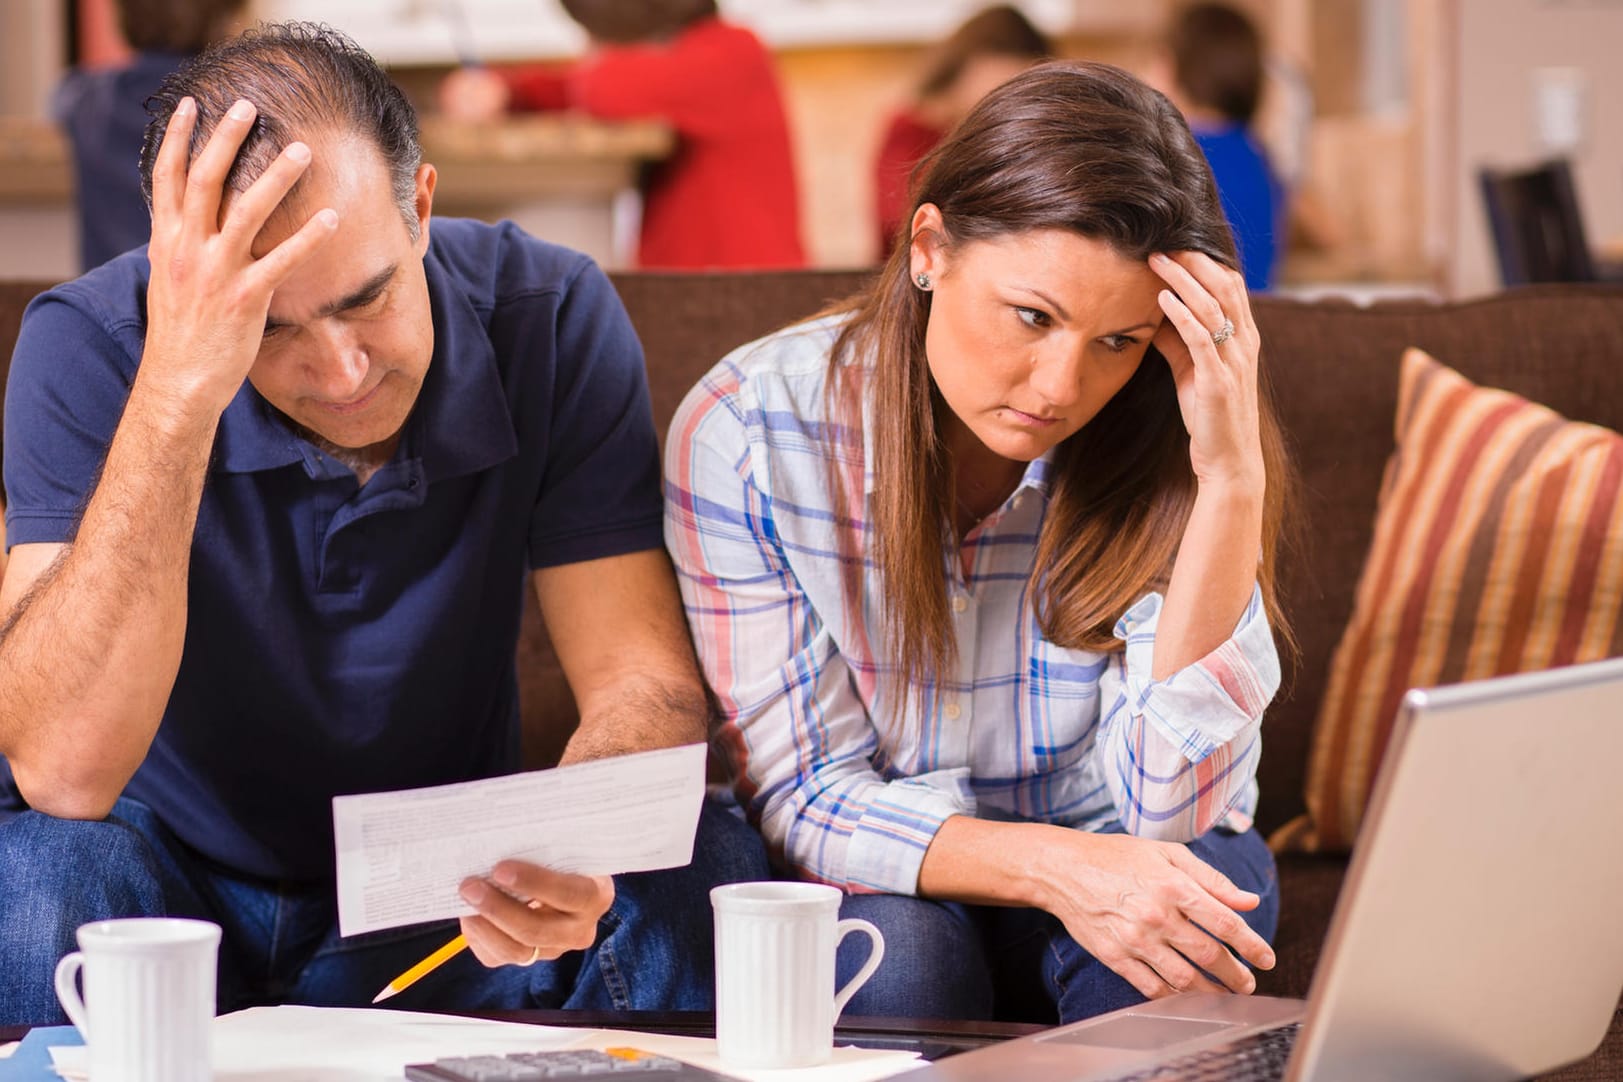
[403,1047,741,1081]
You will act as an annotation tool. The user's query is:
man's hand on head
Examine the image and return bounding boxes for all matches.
[140,96,339,422]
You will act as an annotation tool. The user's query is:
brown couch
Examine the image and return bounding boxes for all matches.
[3,275,1620,1076]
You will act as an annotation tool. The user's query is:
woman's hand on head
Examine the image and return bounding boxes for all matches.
[1030,826,1275,1000]
[1149,251,1265,494]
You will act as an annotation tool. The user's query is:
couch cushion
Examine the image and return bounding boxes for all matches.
[1274,347,1623,853]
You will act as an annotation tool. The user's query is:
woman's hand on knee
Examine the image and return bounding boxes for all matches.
[1031,830,1275,1000]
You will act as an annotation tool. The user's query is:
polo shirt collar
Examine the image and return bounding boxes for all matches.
[212,242,517,482]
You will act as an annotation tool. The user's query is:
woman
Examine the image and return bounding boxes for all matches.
[666,62,1292,1022]
[439,0,802,270]
[872,4,1051,260]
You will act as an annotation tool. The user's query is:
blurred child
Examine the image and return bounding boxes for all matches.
[1148,3,1285,291]
[53,0,247,269]
[441,0,803,270]
[872,5,1051,259]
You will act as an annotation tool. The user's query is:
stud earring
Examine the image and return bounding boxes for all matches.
[915,273,932,290]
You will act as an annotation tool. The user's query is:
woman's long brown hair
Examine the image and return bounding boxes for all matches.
[826,61,1296,702]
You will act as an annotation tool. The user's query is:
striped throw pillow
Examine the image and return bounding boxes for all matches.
[1273,348,1623,854]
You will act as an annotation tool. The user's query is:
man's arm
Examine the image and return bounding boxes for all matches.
[454,547,709,968]
[534,548,711,764]
[0,99,335,819]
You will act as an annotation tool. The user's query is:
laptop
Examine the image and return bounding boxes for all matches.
[904,657,1623,1081]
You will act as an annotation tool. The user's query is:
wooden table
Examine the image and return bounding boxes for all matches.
[0,113,673,278]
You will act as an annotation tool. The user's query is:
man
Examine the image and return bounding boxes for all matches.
[0,22,765,1025]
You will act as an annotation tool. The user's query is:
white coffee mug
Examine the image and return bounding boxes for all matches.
[711,882,885,1069]
[54,917,221,1082]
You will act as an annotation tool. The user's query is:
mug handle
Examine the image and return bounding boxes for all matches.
[54,951,92,1038]
[831,918,885,1020]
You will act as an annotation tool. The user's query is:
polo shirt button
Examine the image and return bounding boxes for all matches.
[943,702,962,721]
[951,595,968,613]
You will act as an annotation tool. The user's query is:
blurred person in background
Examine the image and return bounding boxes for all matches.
[439,0,803,270]
[873,4,1052,260]
[1148,2,1285,291]
[54,0,248,270]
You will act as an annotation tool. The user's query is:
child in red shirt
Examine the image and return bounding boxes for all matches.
[873,5,1050,260]
[442,0,804,270]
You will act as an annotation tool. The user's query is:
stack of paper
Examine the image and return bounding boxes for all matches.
[34,1006,920,1082]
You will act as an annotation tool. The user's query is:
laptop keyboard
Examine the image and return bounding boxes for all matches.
[1101,1022,1301,1081]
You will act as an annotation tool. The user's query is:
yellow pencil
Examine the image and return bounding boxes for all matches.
[372,933,467,1003]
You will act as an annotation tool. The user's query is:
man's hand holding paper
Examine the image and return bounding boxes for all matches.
[332,743,708,940]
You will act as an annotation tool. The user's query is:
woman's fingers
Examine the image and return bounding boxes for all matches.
[1157,287,1224,367]
[1152,251,1251,338]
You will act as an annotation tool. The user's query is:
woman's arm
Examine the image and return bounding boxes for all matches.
[1070,251,1279,841]
[1148,250,1268,679]
[664,360,971,894]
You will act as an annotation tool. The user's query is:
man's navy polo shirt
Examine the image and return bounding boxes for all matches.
[2,219,664,882]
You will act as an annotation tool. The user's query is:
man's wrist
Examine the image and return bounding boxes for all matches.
[123,369,230,450]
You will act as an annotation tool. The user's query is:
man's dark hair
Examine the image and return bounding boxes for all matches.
[117,0,247,55]
[559,0,717,44]
[1168,2,1265,124]
[138,21,423,235]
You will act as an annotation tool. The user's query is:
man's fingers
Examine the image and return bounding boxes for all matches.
[245,206,339,292]
[458,913,546,968]
[490,863,615,916]
[455,867,611,968]
[150,97,196,223]
[182,99,258,237]
[219,141,316,246]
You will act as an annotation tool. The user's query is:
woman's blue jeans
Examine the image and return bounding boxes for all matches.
[0,795,769,1025]
[834,825,1279,1023]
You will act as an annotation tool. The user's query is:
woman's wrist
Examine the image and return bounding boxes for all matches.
[1000,821,1074,912]
[918,816,1063,909]
[1193,454,1266,499]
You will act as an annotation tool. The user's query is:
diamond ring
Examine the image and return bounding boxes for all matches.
[1211,318,1235,346]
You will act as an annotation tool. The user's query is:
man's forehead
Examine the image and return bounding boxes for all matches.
[235,130,388,246]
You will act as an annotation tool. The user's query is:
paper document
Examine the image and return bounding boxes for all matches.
[334,742,707,936]
[45,1007,586,1081]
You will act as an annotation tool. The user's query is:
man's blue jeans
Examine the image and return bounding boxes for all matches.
[0,795,769,1025]
[834,826,1279,1023]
